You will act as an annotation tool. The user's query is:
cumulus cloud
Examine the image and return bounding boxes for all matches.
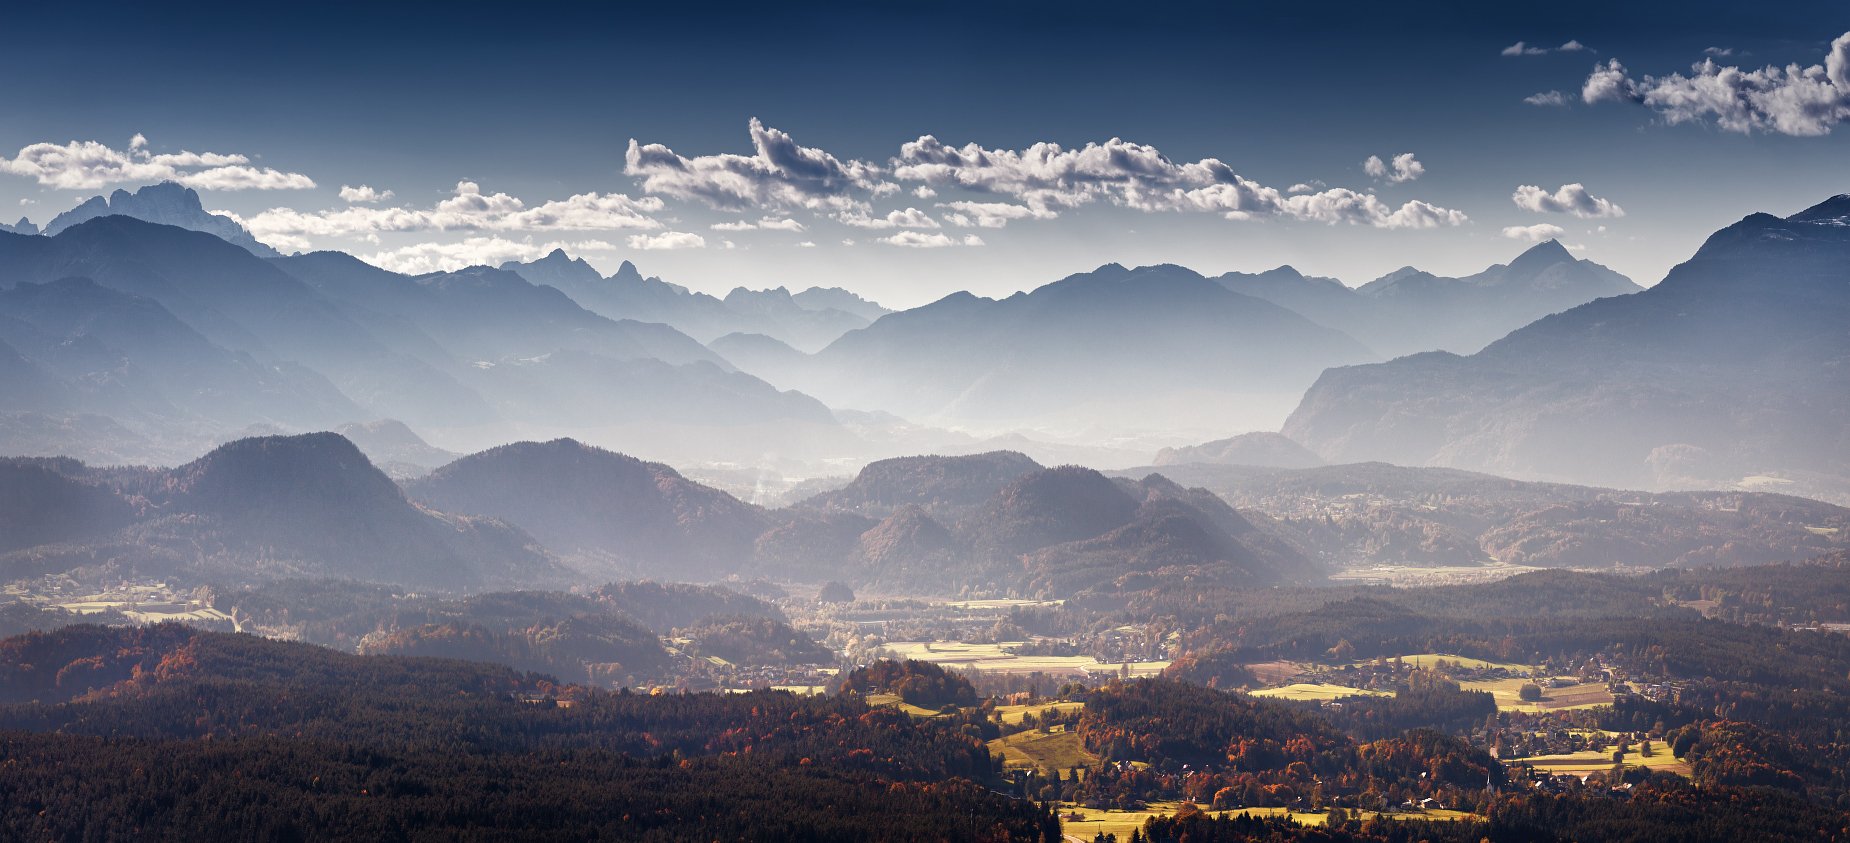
[912,185,936,199]
[0,136,315,191]
[1501,223,1567,242]
[891,135,1465,229]
[339,184,394,203]
[242,180,663,249]
[837,207,940,229]
[1582,32,1850,136]
[710,216,806,232]
[938,200,1060,228]
[1525,90,1570,107]
[878,231,983,248]
[627,231,706,250]
[625,118,890,212]
[363,237,616,275]
[1363,152,1425,183]
[1512,183,1625,218]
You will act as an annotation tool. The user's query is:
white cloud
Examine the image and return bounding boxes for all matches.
[710,216,806,232]
[1524,90,1570,107]
[1503,40,1587,57]
[1583,32,1850,136]
[242,180,663,249]
[1512,183,1625,218]
[1363,152,1424,183]
[1501,223,1567,242]
[17,198,32,207]
[0,136,314,191]
[937,200,1060,228]
[892,135,1465,229]
[627,230,706,250]
[363,237,616,274]
[1704,47,1736,58]
[339,184,394,203]
[837,206,940,229]
[796,241,817,248]
[1287,181,1324,194]
[840,238,855,246]
[877,231,984,248]
[912,185,936,199]
[625,118,890,212]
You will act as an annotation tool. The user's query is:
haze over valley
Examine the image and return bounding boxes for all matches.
[6,2,1850,840]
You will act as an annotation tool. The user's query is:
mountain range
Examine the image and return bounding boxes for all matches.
[1218,240,1641,358]
[499,249,888,352]
[1282,196,1850,501]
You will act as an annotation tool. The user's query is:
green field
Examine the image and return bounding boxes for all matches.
[1518,744,1691,778]
[1461,678,1614,713]
[988,729,1098,775]
[1251,683,1394,702]
[993,700,1086,726]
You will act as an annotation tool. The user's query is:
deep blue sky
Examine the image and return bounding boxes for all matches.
[3,0,1848,306]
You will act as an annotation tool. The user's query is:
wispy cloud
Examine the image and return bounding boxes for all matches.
[627,231,707,250]
[1524,90,1570,107]
[1502,40,1587,57]
[0,136,315,191]
[877,231,983,248]
[1583,32,1850,136]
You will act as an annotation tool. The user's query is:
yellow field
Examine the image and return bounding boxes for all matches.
[881,640,1169,678]
[994,700,1086,726]
[988,729,1098,774]
[1058,803,1477,838]
[1518,745,1691,778]
[1461,678,1613,713]
[862,692,950,718]
[944,598,1065,610]
[1251,683,1394,701]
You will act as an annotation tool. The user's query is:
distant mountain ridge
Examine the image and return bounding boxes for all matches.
[1282,196,1850,500]
[499,249,889,352]
[726,262,1377,437]
[1217,240,1641,357]
[42,181,279,257]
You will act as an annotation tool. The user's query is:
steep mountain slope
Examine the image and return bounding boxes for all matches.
[1283,197,1850,498]
[0,217,484,429]
[1218,240,1641,357]
[407,439,772,580]
[0,277,358,428]
[0,433,561,590]
[792,263,1374,433]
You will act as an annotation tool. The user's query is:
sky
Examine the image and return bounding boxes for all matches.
[2,0,1848,308]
